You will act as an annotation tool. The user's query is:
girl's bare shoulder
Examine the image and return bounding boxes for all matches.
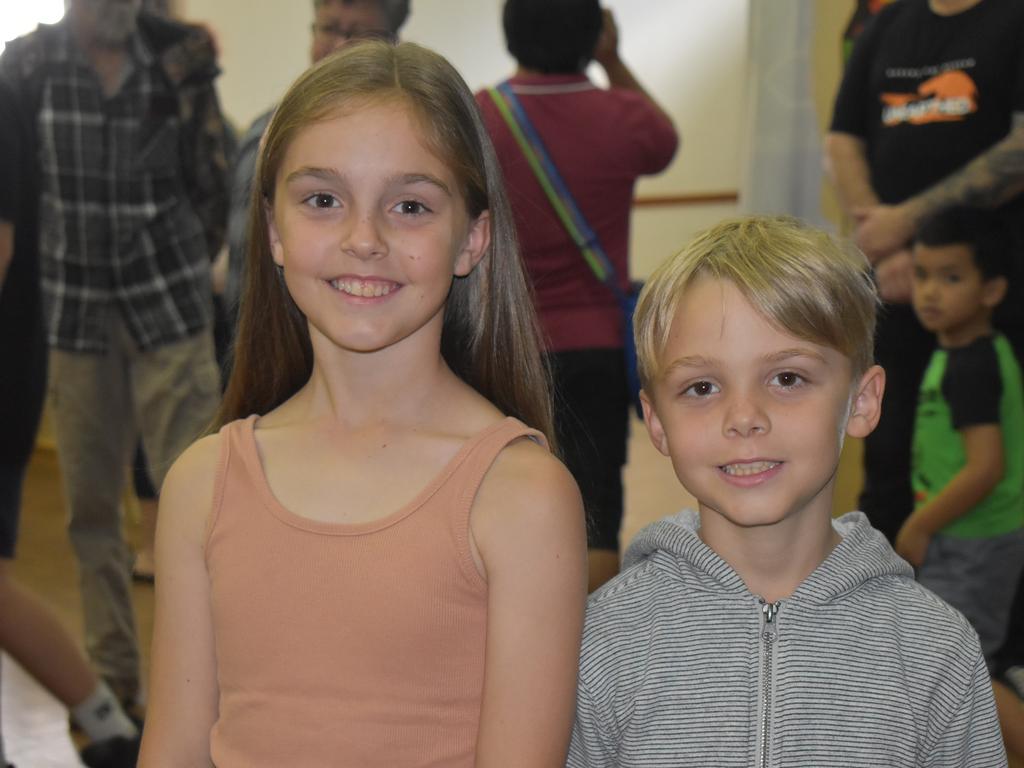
[160,432,226,541]
[472,434,585,545]
[166,432,223,488]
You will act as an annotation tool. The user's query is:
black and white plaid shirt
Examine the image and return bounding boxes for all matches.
[2,17,228,353]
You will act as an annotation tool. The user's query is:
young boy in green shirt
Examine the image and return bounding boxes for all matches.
[897,207,1024,757]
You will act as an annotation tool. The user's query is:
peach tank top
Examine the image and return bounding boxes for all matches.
[204,415,544,767]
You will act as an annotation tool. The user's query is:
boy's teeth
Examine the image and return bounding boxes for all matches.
[330,279,393,297]
[721,461,779,476]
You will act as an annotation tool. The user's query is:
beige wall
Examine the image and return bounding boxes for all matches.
[812,0,854,231]
[179,0,748,278]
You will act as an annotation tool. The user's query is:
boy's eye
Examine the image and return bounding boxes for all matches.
[944,273,962,283]
[770,371,805,389]
[683,380,719,397]
[393,200,430,215]
[304,193,340,209]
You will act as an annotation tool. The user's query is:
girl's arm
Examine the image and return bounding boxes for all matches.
[138,435,223,767]
[895,424,1004,567]
[471,440,588,767]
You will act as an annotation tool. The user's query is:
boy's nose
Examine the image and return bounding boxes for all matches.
[723,393,769,437]
[915,281,939,304]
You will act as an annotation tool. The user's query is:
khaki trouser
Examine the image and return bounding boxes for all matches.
[48,314,220,697]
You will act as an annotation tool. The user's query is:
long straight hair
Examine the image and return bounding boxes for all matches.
[215,41,554,443]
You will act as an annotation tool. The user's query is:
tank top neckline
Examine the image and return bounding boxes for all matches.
[239,414,521,536]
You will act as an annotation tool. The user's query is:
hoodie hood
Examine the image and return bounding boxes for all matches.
[623,509,913,605]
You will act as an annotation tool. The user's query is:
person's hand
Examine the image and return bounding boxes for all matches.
[874,249,914,304]
[895,517,931,568]
[211,246,229,296]
[852,203,916,263]
[593,8,619,69]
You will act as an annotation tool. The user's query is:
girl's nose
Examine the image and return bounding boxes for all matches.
[341,211,386,260]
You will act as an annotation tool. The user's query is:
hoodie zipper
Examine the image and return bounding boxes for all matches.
[758,599,781,768]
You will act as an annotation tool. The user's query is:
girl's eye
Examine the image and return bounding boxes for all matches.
[771,371,805,389]
[683,380,719,397]
[305,193,339,209]
[394,200,429,215]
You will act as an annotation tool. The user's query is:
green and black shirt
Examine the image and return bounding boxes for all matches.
[912,333,1024,538]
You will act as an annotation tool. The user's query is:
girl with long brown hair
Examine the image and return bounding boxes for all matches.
[139,41,586,767]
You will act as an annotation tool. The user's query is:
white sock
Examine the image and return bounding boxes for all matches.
[70,681,139,742]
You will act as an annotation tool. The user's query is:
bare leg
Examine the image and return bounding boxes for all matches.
[0,559,95,707]
[994,678,1024,760]
[587,549,620,593]
[132,496,157,581]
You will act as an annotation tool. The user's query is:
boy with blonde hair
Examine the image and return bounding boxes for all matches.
[567,216,1005,767]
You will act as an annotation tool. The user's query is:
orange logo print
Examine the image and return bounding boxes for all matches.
[881,70,978,126]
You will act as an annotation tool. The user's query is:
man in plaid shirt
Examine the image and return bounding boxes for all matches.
[1,0,229,714]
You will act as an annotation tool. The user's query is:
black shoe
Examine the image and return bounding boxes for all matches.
[79,734,141,768]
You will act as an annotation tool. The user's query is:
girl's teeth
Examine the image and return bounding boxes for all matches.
[331,279,393,297]
[722,461,779,476]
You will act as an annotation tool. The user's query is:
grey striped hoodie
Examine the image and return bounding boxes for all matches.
[567,511,1006,768]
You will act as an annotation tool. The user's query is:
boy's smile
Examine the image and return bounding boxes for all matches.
[641,276,883,555]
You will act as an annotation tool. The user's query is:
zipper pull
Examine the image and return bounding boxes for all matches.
[760,599,782,640]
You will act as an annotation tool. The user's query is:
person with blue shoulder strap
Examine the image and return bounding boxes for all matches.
[475,0,677,591]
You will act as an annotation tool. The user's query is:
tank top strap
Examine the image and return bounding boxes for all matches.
[205,414,261,544]
[450,417,548,512]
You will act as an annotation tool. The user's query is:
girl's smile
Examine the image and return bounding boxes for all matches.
[327,275,401,299]
[267,99,490,358]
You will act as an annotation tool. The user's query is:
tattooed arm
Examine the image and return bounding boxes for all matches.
[853,113,1024,260]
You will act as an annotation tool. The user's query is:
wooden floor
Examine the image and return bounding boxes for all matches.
[0,419,925,766]
[1,448,154,767]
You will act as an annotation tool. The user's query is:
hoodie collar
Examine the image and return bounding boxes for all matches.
[624,510,912,604]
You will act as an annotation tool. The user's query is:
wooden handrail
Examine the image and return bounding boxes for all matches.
[634,191,739,208]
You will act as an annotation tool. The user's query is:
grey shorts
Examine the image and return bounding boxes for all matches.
[917,527,1024,665]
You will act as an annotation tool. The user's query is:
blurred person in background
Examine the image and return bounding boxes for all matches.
[476,0,677,591]
[0,0,230,722]
[825,0,1024,755]
[0,76,141,768]
[220,0,410,344]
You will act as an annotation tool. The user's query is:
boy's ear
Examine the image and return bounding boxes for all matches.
[846,364,885,439]
[454,210,491,277]
[982,275,1008,308]
[267,203,285,267]
[640,389,671,457]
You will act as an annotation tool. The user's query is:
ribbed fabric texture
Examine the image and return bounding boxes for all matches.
[205,415,543,767]
[568,511,1007,767]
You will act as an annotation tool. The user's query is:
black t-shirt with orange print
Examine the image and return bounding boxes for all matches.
[832,0,1024,202]
[831,0,1024,342]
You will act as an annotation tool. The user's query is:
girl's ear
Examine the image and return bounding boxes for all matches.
[846,364,885,439]
[454,210,491,277]
[267,202,285,267]
[982,275,1008,308]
